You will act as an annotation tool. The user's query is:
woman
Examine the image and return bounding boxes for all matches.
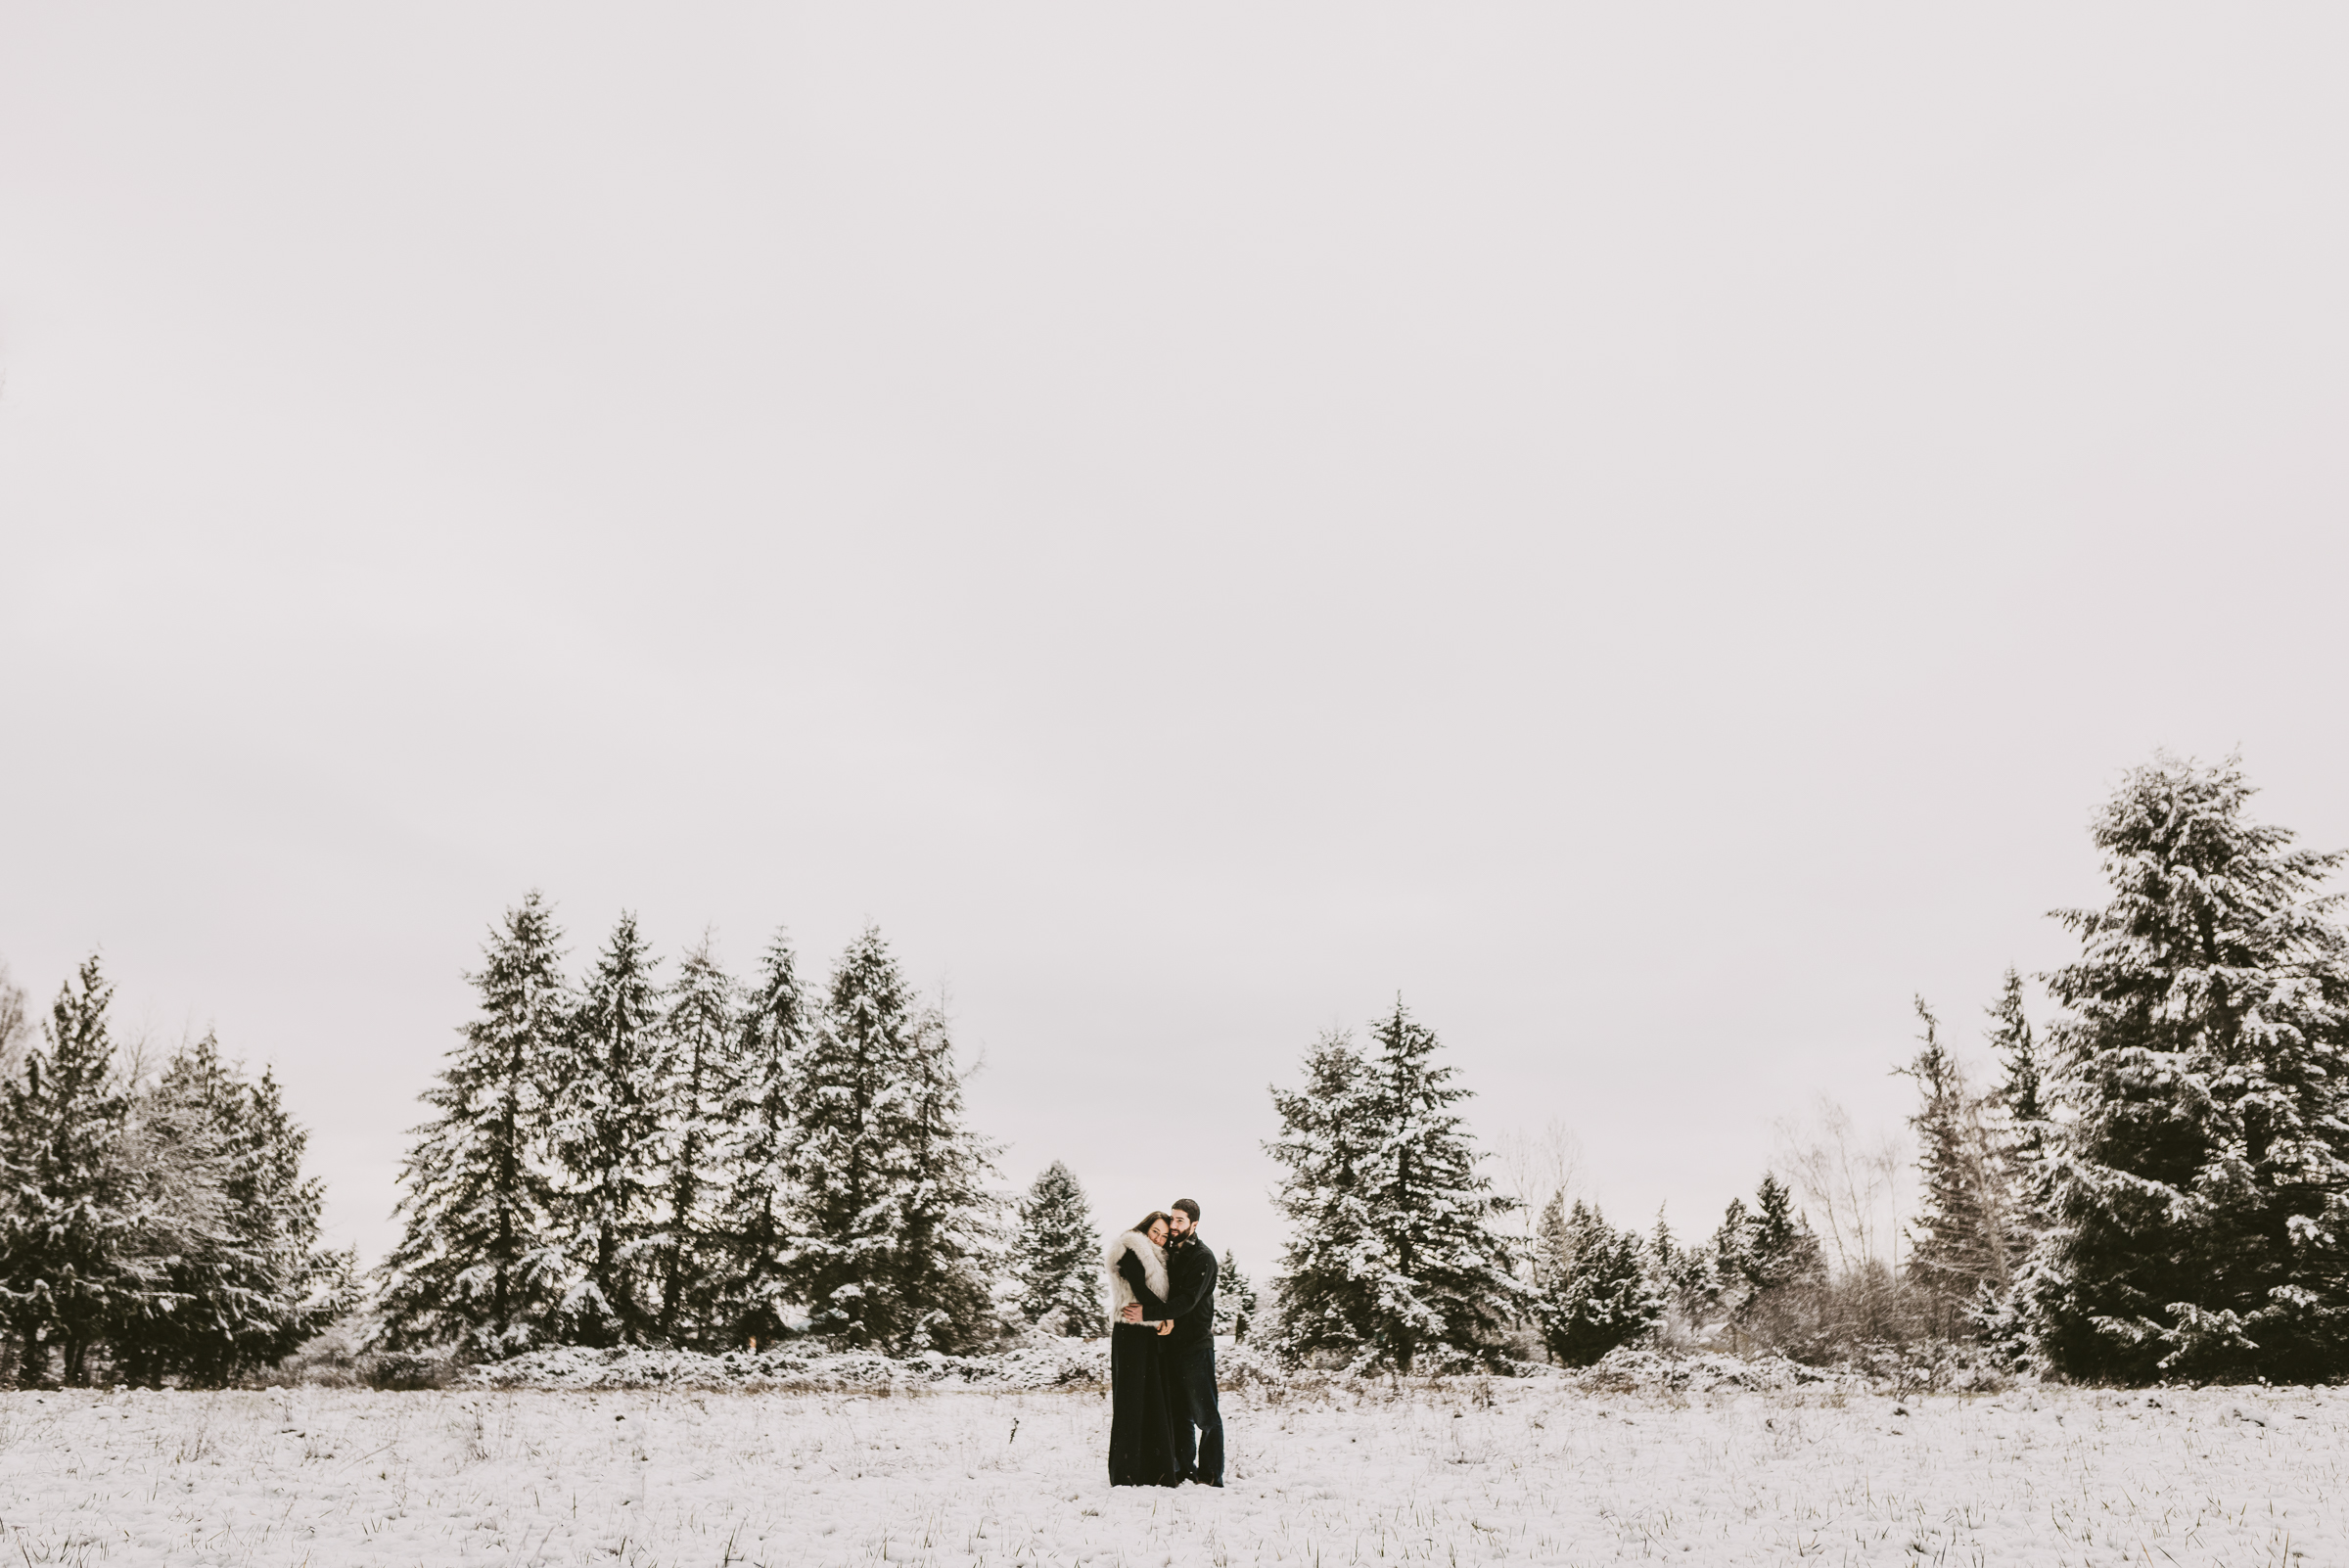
[1105,1210,1180,1487]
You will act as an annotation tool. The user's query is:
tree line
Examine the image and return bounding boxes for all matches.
[376,904,1007,1357]
[11,748,2342,1387]
[1267,753,2349,1384]
[0,956,349,1387]
[373,901,1264,1361]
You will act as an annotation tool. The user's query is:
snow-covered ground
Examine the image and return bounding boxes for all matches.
[1,1380,2338,1565]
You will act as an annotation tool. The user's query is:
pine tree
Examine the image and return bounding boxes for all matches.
[0,956,140,1383]
[1709,1196,1756,1314]
[2032,755,2349,1382]
[1353,1000,1522,1371]
[1534,1190,1574,1282]
[1215,1250,1260,1341]
[713,930,809,1346]
[549,912,670,1346]
[1534,1201,1664,1366]
[1709,1176,1824,1324]
[378,894,570,1356]
[1748,1175,1824,1292]
[114,1038,351,1385]
[657,936,738,1343]
[1982,968,2050,1281]
[1014,1161,1102,1336]
[1901,997,2014,1297]
[779,926,926,1350]
[895,1000,1002,1354]
[1649,1210,1715,1321]
[1988,968,2044,1128]
[1267,1030,1382,1366]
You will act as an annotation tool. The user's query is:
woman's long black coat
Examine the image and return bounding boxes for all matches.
[1107,1249,1181,1487]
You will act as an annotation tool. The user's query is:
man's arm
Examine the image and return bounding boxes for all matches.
[1160,1249,1219,1322]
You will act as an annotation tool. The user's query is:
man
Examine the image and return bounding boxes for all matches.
[1122,1196,1221,1486]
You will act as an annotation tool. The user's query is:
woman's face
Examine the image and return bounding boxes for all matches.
[1148,1219,1169,1246]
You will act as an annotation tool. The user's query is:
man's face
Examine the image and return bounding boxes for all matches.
[1168,1209,1194,1239]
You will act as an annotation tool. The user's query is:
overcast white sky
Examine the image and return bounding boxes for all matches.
[5,6,2347,1284]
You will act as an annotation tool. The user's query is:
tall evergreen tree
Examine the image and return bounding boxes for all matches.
[778,927,927,1350]
[114,1038,351,1385]
[2033,755,2349,1381]
[657,936,738,1343]
[1983,967,2050,1284]
[714,930,810,1345]
[549,913,670,1346]
[1014,1160,1102,1336]
[1901,997,2014,1297]
[378,894,570,1356]
[1534,1201,1664,1366]
[896,1000,1002,1353]
[1267,1030,1382,1366]
[0,956,141,1383]
[1353,1000,1521,1371]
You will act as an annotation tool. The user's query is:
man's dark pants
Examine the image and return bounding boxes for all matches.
[1169,1341,1222,1485]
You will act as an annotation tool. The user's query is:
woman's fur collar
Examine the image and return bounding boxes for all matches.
[1106,1228,1170,1308]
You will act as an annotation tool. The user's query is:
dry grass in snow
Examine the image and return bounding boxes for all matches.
[1,1380,2342,1565]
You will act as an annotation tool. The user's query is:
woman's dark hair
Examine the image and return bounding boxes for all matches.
[1130,1209,1172,1238]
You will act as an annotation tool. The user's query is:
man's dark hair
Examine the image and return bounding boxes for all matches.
[1172,1198,1201,1224]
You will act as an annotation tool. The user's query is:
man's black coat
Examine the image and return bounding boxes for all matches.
[1160,1233,1219,1349]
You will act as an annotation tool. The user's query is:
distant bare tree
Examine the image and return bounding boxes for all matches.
[0,957,30,1084]
[1773,1097,1905,1277]
[1492,1120,1585,1263]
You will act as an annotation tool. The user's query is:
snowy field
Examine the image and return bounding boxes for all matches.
[1,1380,2341,1566]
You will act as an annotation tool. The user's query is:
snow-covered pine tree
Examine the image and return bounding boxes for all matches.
[2032,754,2349,1382]
[779,926,924,1350]
[713,930,810,1346]
[378,894,570,1357]
[221,1063,354,1367]
[1708,1196,1756,1314]
[0,956,140,1384]
[114,1037,351,1386]
[1534,1201,1664,1366]
[1267,1030,1381,1366]
[548,912,670,1346]
[1534,1190,1573,1282]
[657,936,738,1343]
[1748,1175,1824,1292]
[1354,999,1522,1371]
[1900,997,2014,1299]
[1709,1176,1824,1323]
[895,999,1002,1354]
[1215,1250,1260,1341]
[1983,968,2050,1263]
[1649,1210,1715,1321]
[1014,1160,1102,1336]
[1989,968,2044,1129]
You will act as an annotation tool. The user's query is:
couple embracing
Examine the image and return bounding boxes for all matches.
[1104,1197,1222,1488]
